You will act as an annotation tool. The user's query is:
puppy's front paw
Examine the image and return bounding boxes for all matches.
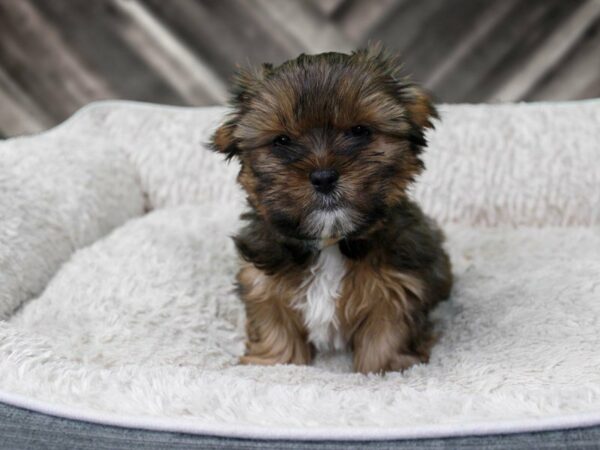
[239,353,286,366]
[355,350,426,374]
[238,339,312,367]
[388,352,427,372]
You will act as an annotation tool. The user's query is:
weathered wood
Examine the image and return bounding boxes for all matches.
[367,0,447,63]
[375,0,517,87]
[112,0,228,104]
[527,17,600,101]
[250,0,354,53]
[490,0,600,101]
[0,0,115,120]
[424,0,517,90]
[464,0,585,102]
[0,0,598,138]
[141,0,299,75]
[0,66,52,136]
[308,0,348,17]
[335,0,404,42]
[30,0,188,105]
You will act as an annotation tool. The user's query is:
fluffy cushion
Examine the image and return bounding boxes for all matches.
[0,100,599,440]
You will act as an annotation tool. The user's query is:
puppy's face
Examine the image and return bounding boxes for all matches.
[212,48,437,241]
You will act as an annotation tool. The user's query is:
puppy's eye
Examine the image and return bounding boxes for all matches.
[273,135,291,146]
[349,125,371,138]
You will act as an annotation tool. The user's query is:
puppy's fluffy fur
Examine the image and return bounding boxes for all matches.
[211,46,452,374]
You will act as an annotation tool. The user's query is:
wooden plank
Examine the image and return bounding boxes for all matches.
[490,0,600,101]
[249,0,355,53]
[377,0,507,86]
[424,0,516,90]
[0,71,51,137]
[141,0,247,81]
[0,65,53,137]
[0,89,45,137]
[111,0,228,104]
[366,0,448,62]
[0,0,115,120]
[308,0,348,17]
[433,0,567,102]
[464,0,584,102]
[580,77,600,101]
[527,17,600,101]
[335,0,405,42]
[141,0,299,78]
[31,0,186,105]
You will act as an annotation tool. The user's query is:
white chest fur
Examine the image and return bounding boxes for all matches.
[295,245,347,352]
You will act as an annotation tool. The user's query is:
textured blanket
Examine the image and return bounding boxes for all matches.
[0,100,599,440]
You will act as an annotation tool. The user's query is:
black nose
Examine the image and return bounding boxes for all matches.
[310,169,339,194]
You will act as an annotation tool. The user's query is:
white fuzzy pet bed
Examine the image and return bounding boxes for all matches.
[1,100,599,441]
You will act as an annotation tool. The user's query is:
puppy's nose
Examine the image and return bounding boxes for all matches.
[310,169,339,194]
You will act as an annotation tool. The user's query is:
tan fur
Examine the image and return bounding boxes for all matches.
[212,124,235,153]
[238,263,312,366]
[404,88,437,129]
[339,258,433,374]
[238,252,444,373]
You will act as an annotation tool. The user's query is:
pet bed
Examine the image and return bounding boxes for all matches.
[0,100,599,443]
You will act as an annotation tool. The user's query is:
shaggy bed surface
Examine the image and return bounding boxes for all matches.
[0,100,599,440]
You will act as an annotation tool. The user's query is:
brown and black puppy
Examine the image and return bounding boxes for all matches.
[211,46,452,374]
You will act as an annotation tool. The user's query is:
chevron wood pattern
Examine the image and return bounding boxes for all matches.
[0,0,599,137]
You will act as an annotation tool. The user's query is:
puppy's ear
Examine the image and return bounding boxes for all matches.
[397,83,438,130]
[355,44,438,130]
[211,121,238,161]
[210,64,273,160]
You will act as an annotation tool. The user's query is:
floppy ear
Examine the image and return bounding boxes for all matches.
[211,121,239,161]
[398,83,438,130]
[355,44,438,130]
[210,64,273,160]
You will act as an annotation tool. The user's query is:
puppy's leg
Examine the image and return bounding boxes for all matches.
[237,265,311,366]
[343,270,433,374]
[351,303,431,374]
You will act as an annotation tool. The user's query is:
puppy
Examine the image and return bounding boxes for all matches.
[211,46,452,374]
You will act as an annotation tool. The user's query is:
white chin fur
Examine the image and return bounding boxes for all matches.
[304,208,356,239]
